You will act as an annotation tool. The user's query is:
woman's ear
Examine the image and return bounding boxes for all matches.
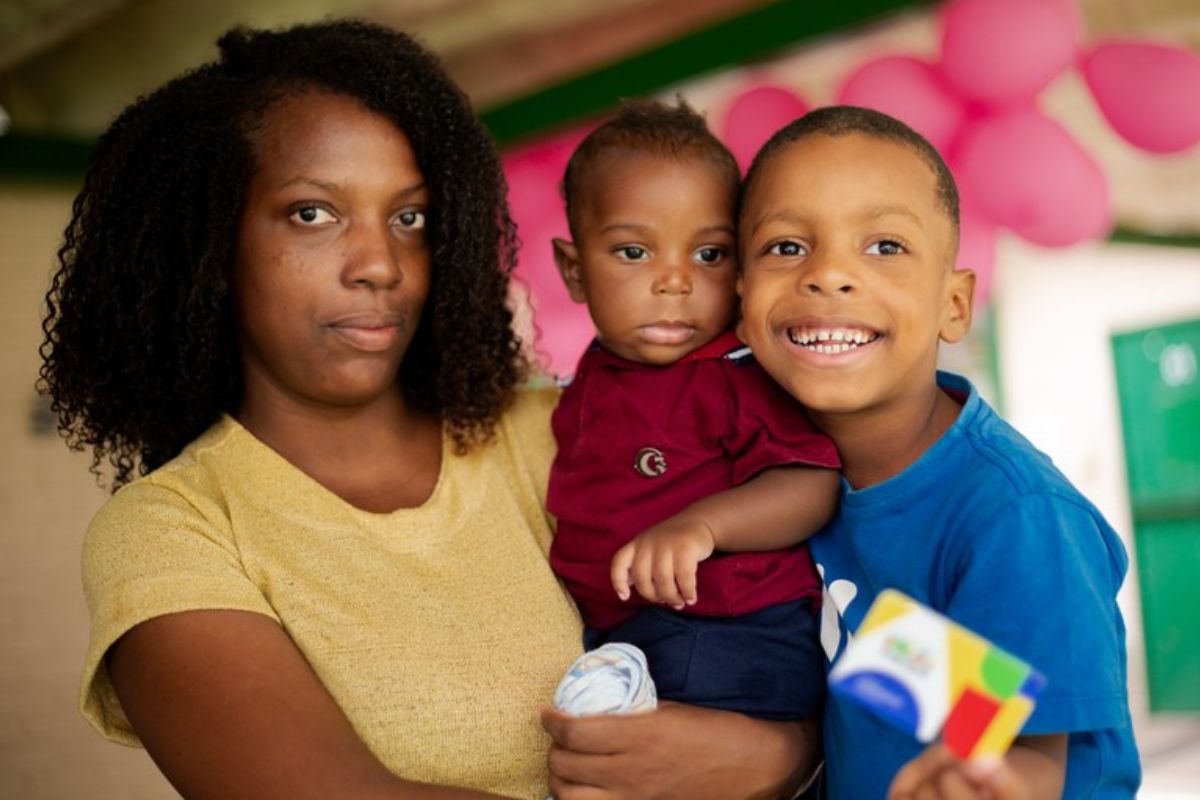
[940,267,975,344]
[552,238,587,303]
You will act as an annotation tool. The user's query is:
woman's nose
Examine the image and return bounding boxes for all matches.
[342,221,402,289]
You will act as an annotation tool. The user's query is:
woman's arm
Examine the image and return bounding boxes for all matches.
[541,702,819,800]
[109,609,512,800]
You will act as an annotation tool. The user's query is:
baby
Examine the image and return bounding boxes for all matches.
[546,100,840,721]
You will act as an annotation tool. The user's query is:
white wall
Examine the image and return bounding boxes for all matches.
[992,237,1200,726]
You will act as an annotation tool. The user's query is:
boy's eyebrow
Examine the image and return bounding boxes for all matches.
[748,210,808,236]
[863,204,922,225]
[748,205,922,236]
[599,222,652,234]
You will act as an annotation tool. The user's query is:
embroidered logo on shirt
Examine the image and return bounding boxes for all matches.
[633,447,667,477]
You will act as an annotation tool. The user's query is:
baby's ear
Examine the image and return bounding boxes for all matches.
[552,238,587,303]
[940,267,975,344]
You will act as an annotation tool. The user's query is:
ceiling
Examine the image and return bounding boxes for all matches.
[2,0,1198,132]
[1,0,1197,236]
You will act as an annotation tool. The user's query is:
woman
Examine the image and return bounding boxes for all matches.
[39,20,816,799]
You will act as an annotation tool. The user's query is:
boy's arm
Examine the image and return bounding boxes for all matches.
[888,734,1067,800]
[611,465,839,608]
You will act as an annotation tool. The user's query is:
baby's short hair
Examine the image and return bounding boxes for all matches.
[745,106,960,236]
[561,98,739,236]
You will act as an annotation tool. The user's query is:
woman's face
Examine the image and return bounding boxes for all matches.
[234,90,431,412]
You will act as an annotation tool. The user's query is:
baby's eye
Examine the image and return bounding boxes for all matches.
[617,246,648,261]
[767,240,806,257]
[395,210,426,230]
[291,206,336,225]
[865,239,905,256]
[694,247,726,265]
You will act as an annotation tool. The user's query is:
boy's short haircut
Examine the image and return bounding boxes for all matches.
[562,98,740,237]
[744,105,960,243]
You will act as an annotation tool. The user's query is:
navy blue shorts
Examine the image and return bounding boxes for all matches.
[584,598,825,720]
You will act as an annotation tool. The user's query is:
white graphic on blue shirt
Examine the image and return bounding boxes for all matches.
[816,562,858,663]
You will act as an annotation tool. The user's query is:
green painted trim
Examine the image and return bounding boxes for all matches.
[479,0,933,146]
[0,132,91,184]
[982,306,1004,417]
[1109,227,1200,250]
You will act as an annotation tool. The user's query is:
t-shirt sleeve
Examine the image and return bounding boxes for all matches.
[945,491,1130,735]
[80,480,279,744]
[721,362,841,485]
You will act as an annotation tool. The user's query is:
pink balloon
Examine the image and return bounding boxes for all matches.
[1082,41,1200,155]
[955,192,998,306]
[503,127,596,375]
[720,83,810,173]
[938,0,1081,106]
[953,108,1110,247]
[837,56,965,153]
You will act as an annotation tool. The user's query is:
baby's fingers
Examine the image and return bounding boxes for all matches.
[610,543,636,601]
[675,556,699,606]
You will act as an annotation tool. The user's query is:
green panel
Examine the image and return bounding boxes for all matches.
[479,0,932,146]
[1112,319,1200,511]
[1134,518,1200,711]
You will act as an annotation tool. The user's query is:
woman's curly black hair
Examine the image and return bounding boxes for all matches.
[39,20,527,489]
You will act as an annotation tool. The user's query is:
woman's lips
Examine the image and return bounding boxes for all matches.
[327,313,404,352]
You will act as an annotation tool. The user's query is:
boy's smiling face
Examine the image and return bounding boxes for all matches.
[554,151,738,365]
[738,132,973,419]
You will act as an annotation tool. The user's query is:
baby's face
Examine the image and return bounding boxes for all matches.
[737,133,970,418]
[561,152,737,365]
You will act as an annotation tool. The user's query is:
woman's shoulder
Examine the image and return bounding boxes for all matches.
[500,379,560,440]
[87,417,245,542]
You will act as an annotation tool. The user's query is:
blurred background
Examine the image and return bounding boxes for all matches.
[2,0,1198,797]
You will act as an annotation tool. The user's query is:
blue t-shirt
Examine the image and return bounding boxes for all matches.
[811,372,1140,799]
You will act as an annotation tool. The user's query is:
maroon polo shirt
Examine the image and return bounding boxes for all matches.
[547,331,841,631]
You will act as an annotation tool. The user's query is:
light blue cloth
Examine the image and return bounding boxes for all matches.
[553,642,658,716]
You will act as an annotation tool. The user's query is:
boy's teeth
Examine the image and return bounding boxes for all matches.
[786,326,878,351]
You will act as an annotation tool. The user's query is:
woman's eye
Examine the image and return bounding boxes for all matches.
[866,239,905,256]
[767,240,805,257]
[291,206,336,225]
[695,247,726,264]
[396,210,426,230]
[617,246,648,261]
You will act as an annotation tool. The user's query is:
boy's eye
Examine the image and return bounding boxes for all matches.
[291,206,336,225]
[617,246,648,261]
[767,240,806,257]
[694,247,726,264]
[395,210,426,230]
[866,239,905,256]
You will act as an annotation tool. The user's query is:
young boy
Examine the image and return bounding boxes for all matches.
[733,106,1140,798]
[546,100,841,721]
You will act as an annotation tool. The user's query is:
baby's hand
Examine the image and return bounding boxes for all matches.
[610,514,717,609]
[889,745,1031,800]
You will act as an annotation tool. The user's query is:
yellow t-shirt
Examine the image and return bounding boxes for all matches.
[81,387,583,799]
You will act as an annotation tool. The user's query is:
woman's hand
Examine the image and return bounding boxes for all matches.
[541,701,818,800]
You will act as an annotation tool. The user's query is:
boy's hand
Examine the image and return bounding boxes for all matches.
[610,513,717,609]
[889,745,1031,800]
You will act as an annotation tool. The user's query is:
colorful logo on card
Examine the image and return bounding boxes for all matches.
[829,589,1045,761]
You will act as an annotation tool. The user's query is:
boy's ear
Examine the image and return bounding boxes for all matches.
[940,267,975,344]
[552,238,587,304]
